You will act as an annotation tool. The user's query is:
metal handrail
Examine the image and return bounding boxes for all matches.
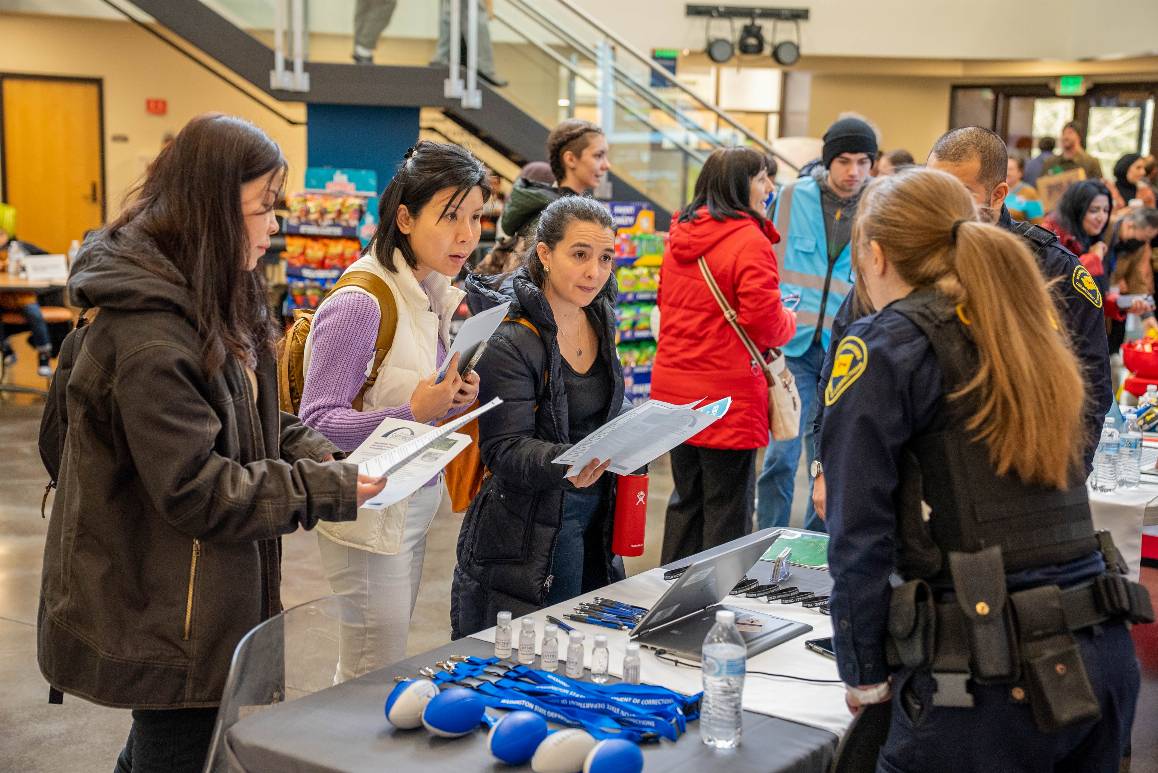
[503,0,724,155]
[547,0,797,170]
[491,12,708,165]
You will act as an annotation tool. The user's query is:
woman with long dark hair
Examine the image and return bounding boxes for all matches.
[37,114,384,772]
[1042,179,1112,286]
[651,146,796,562]
[452,196,627,636]
[299,141,487,676]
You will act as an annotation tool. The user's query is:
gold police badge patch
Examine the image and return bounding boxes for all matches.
[824,336,868,406]
[1071,265,1102,309]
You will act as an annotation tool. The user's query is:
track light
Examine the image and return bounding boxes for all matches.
[738,18,764,55]
[771,20,801,66]
[705,16,735,64]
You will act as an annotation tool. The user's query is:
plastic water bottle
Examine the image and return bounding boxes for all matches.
[541,623,560,672]
[1091,418,1121,493]
[591,634,610,684]
[7,240,25,276]
[1120,410,1142,489]
[518,617,537,665]
[565,630,585,678]
[701,609,746,749]
[622,642,641,684]
[494,611,513,659]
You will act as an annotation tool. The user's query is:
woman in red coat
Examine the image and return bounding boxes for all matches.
[651,147,796,562]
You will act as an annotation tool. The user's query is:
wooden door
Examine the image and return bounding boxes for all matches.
[2,77,103,254]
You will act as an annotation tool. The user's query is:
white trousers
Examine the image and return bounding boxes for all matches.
[317,480,447,680]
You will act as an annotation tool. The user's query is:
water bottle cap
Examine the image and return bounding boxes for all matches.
[594,634,608,646]
[544,623,558,636]
[716,609,736,625]
[626,642,640,653]
[522,617,535,630]
[569,630,584,642]
[497,611,512,625]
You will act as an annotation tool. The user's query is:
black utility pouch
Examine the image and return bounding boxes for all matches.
[1012,585,1101,733]
[949,547,1017,681]
[888,579,935,669]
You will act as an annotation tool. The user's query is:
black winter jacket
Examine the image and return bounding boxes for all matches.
[451,268,628,636]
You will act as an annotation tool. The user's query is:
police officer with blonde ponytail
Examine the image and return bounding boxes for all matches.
[822,167,1151,772]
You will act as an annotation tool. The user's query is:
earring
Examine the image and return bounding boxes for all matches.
[544,264,550,273]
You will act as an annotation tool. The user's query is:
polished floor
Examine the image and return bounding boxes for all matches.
[1,336,1156,772]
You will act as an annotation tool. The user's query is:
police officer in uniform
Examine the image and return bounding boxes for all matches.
[822,168,1151,772]
[811,127,1112,520]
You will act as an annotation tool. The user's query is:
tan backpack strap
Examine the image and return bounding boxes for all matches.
[328,271,399,411]
[276,334,294,413]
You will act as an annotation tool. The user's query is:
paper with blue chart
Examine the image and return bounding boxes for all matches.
[553,397,732,476]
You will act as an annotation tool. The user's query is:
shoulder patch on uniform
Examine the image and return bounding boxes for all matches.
[824,336,868,406]
[1071,265,1103,309]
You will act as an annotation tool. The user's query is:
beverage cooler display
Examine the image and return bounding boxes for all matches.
[281,168,378,316]
[611,203,666,405]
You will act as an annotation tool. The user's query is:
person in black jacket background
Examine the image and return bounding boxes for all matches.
[451,196,629,637]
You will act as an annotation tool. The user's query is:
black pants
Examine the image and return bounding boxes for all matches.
[114,707,218,773]
[661,444,755,564]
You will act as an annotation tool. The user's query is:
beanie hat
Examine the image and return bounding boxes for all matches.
[822,117,878,168]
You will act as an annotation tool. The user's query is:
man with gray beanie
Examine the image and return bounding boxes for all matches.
[756,115,877,533]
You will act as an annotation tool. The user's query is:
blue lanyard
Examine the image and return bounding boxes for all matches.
[471,682,652,741]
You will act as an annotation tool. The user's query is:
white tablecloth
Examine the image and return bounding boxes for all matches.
[470,567,850,737]
[1089,480,1158,581]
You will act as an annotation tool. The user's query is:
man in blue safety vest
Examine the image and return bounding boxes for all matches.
[756,116,877,532]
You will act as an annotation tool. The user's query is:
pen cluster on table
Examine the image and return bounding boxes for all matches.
[564,598,649,631]
[663,566,830,614]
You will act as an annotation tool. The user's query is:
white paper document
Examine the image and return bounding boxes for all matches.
[553,397,731,476]
[346,419,470,509]
[356,397,502,498]
[437,301,511,381]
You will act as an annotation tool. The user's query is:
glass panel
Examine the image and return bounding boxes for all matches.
[1087,106,1144,175]
[718,68,780,113]
[1005,96,1037,158]
[1031,98,1075,150]
[950,88,995,130]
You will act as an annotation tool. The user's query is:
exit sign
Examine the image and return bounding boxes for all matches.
[145,98,168,116]
[1057,75,1086,96]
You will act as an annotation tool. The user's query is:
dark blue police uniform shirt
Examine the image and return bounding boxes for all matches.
[820,306,942,686]
[820,300,1105,687]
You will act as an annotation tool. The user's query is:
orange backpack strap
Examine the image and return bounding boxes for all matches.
[504,314,549,401]
[328,271,399,411]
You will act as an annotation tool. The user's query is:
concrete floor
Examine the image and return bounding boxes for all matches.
[2,333,1155,772]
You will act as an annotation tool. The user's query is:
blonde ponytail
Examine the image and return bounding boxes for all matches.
[855,169,1084,488]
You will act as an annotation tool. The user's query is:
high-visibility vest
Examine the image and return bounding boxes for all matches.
[772,175,854,358]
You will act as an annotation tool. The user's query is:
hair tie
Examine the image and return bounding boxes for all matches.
[950,219,968,244]
[403,144,419,161]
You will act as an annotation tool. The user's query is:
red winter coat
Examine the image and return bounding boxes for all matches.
[650,208,797,449]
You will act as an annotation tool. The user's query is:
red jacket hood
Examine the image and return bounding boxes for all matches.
[667,208,780,264]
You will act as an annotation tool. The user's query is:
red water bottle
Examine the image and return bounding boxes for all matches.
[612,473,648,556]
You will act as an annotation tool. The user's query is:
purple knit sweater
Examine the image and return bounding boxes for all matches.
[299,290,448,453]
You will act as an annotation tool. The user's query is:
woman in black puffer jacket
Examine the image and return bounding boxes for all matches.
[452,197,629,637]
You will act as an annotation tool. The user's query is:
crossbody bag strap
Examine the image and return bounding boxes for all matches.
[697,257,774,385]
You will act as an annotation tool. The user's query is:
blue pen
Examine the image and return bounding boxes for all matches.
[577,605,641,623]
[546,615,575,634]
[594,597,649,614]
[564,614,628,631]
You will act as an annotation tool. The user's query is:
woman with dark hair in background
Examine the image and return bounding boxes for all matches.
[485,120,611,277]
[299,141,488,676]
[1108,153,1156,210]
[1042,179,1112,290]
[451,196,628,636]
[37,114,383,772]
[651,146,796,563]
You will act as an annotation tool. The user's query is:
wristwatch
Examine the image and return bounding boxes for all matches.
[809,460,824,479]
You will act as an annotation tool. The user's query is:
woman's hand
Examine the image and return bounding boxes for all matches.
[454,370,481,408]
[566,458,612,489]
[845,682,891,716]
[1091,241,1108,259]
[411,354,465,423]
[356,474,387,507]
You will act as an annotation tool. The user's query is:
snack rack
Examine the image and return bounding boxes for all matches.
[610,203,666,405]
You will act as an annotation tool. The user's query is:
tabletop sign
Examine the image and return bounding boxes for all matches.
[22,254,70,283]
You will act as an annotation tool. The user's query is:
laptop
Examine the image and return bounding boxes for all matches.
[630,528,813,662]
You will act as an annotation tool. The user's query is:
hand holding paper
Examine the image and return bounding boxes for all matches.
[437,301,511,382]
